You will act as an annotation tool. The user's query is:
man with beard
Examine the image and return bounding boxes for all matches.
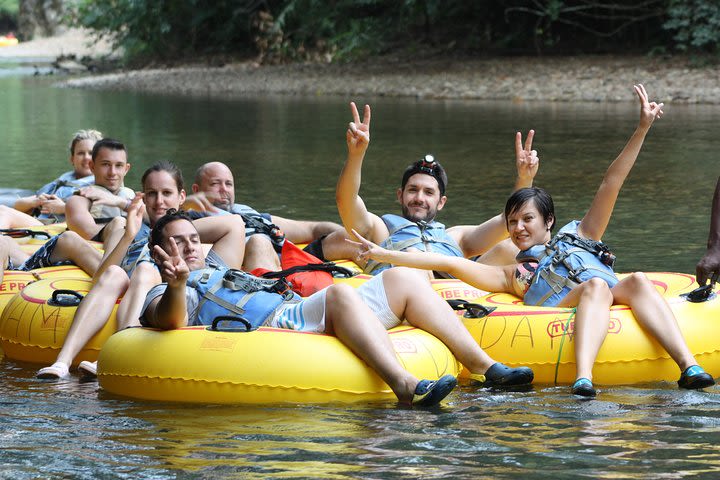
[184,162,350,272]
[336,102,539,276]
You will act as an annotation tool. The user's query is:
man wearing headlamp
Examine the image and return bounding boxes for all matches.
[336,102,539,276]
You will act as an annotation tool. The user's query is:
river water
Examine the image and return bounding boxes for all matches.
[1,63,719,478]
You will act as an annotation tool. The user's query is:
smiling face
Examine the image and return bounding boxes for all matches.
[161,219,205,271]
[397,173,446,223]
[506,199,553,251]
[193,162,235,210]
[143,170,186,226]
[69,139,95,178]
[90,147,130,193]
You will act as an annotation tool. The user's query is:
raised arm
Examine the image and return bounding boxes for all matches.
[449,130,539,257]
[697,176,720,285]
[349,230,515,294]
[146,239,190,330]
[579,84,663,241]
[335,102,387,242]
[513,129,539,191]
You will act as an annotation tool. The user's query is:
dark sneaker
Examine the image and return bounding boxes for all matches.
[473,362,534,387]
[678,365,716,390]
[412,375,457,407]
[571,377,597,398]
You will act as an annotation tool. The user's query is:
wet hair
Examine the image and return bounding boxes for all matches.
[91,138,127,161]
[69,129,103,155]
[141,160,184,192]
[149,209,194,250]
[401,155,448,195]
[505,187,556,231]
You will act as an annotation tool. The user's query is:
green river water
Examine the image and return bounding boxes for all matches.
[0,63,719,479]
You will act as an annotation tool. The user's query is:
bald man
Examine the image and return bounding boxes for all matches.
[184,162,351,271]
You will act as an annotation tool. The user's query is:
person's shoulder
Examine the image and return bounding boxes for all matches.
[230,203,261,216]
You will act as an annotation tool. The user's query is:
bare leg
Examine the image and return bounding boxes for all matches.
[0,205,43,229]
[611,272,696,371]
[49,231,103,276]
[116,262,161,329]
[38,265,129,374]
[324,283,419,403]
[0,236,30,284]
[557,278,614,382]
[101,216,126,251]
[242,235,281,271]
[380,267,496,373]
[318,229,356,261]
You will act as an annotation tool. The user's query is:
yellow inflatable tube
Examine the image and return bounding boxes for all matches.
[0,277,117,365]
[98,325,461,404]
[457,272,720,385]
[0,265,90,317]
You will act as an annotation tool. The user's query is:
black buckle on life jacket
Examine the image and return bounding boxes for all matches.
[270,277,295,300]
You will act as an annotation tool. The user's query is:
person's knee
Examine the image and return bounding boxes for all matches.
[97,265,130,288]
[325,283,362,313]
[131,263,161,287]
[226,214,246,236]
[625,271,653,291]
[382,266,429,288]
[56,230,84,249]
[581,277,613,303]
[103,216,126,238]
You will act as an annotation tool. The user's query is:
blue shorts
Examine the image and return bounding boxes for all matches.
[9,234,71,271]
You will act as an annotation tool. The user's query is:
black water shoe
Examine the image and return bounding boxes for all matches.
[678,365,715,390]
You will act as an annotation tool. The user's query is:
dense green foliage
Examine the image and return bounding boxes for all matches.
[69,0,720,64]
[0,0,18,33]
[664,0,720,54]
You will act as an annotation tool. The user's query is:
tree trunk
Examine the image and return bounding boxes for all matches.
[18,0,66,40]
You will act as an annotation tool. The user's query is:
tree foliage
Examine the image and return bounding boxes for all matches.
[70,0,720,64]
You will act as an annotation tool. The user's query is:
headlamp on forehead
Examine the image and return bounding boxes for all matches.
[401,154,447,195]
[418,154,437,174]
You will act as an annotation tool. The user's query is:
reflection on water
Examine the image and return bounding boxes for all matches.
[2,359,720,478]
[1,71,720,478]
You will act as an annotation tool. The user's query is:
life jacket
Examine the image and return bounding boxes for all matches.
[86,185,135,223]
[187,264,298,328]
[118,222,152,275]
[363,214,463,275]
[519,221,618,307]
[34,171,95,222]
[229,203,285,251]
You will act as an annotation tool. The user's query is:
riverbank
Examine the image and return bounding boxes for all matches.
[58,54,720,104]
[2,30,719,103]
